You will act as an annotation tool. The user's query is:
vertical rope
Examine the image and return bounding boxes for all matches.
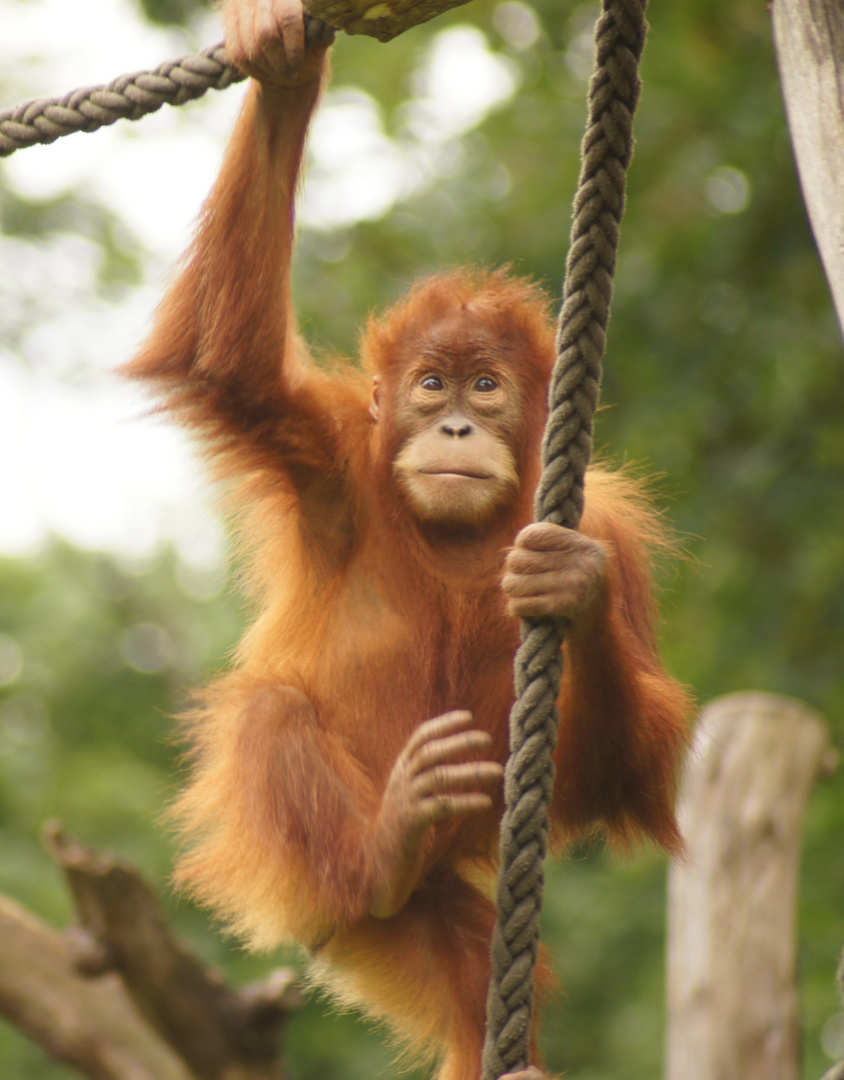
[481,1,648,1076]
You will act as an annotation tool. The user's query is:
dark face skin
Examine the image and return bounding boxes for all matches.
[377,312,526,528]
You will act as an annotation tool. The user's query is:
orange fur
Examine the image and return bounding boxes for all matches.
[123,61,691,1080]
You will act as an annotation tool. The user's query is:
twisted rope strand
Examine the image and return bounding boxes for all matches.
[481,1,647,1076]
[0,43,245,158]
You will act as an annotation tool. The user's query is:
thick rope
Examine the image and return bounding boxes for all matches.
[0,15,336,158]
[0,44,246,158]
[0,16,338,159]
[481,1,648,1076]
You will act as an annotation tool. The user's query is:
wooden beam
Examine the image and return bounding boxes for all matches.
[772,0,844,338]
[304,0,473,41]
[665,692,833,1080]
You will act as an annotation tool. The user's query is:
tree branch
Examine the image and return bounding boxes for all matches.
[0,892,193,1080]
[0,827,301,1080]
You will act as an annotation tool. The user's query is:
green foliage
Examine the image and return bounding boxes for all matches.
[0,185,144,304]
[0,545,240,911]
[1,0,844,1077]
[137,0,205,27]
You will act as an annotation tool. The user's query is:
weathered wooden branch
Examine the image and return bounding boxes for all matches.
[0,892,193,1080]
[303,0,473,41]
[0,827,301,1080]
[772,0,844,338]
[665,692,835,1080]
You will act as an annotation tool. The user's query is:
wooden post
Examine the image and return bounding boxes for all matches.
[772,0,844,337]
[665,692,832,1080]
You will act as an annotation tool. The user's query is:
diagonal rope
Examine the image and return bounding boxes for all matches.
[0,14,335,159]
[481,1,648,1076]
[0,44,245,158]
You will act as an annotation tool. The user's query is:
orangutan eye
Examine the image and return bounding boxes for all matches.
[420,375,444,391]
[475,376,498,392]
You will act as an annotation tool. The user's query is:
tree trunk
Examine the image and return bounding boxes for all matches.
[772,0,844,338]
[665,692,832,1080]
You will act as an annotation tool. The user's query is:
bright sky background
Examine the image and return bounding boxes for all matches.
[0,0,531,567]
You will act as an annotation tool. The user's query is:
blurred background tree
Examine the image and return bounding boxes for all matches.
[1,0,842,1077]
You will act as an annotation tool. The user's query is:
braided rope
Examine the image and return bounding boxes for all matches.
[481,1,648,1076]
[0,43,245,158]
